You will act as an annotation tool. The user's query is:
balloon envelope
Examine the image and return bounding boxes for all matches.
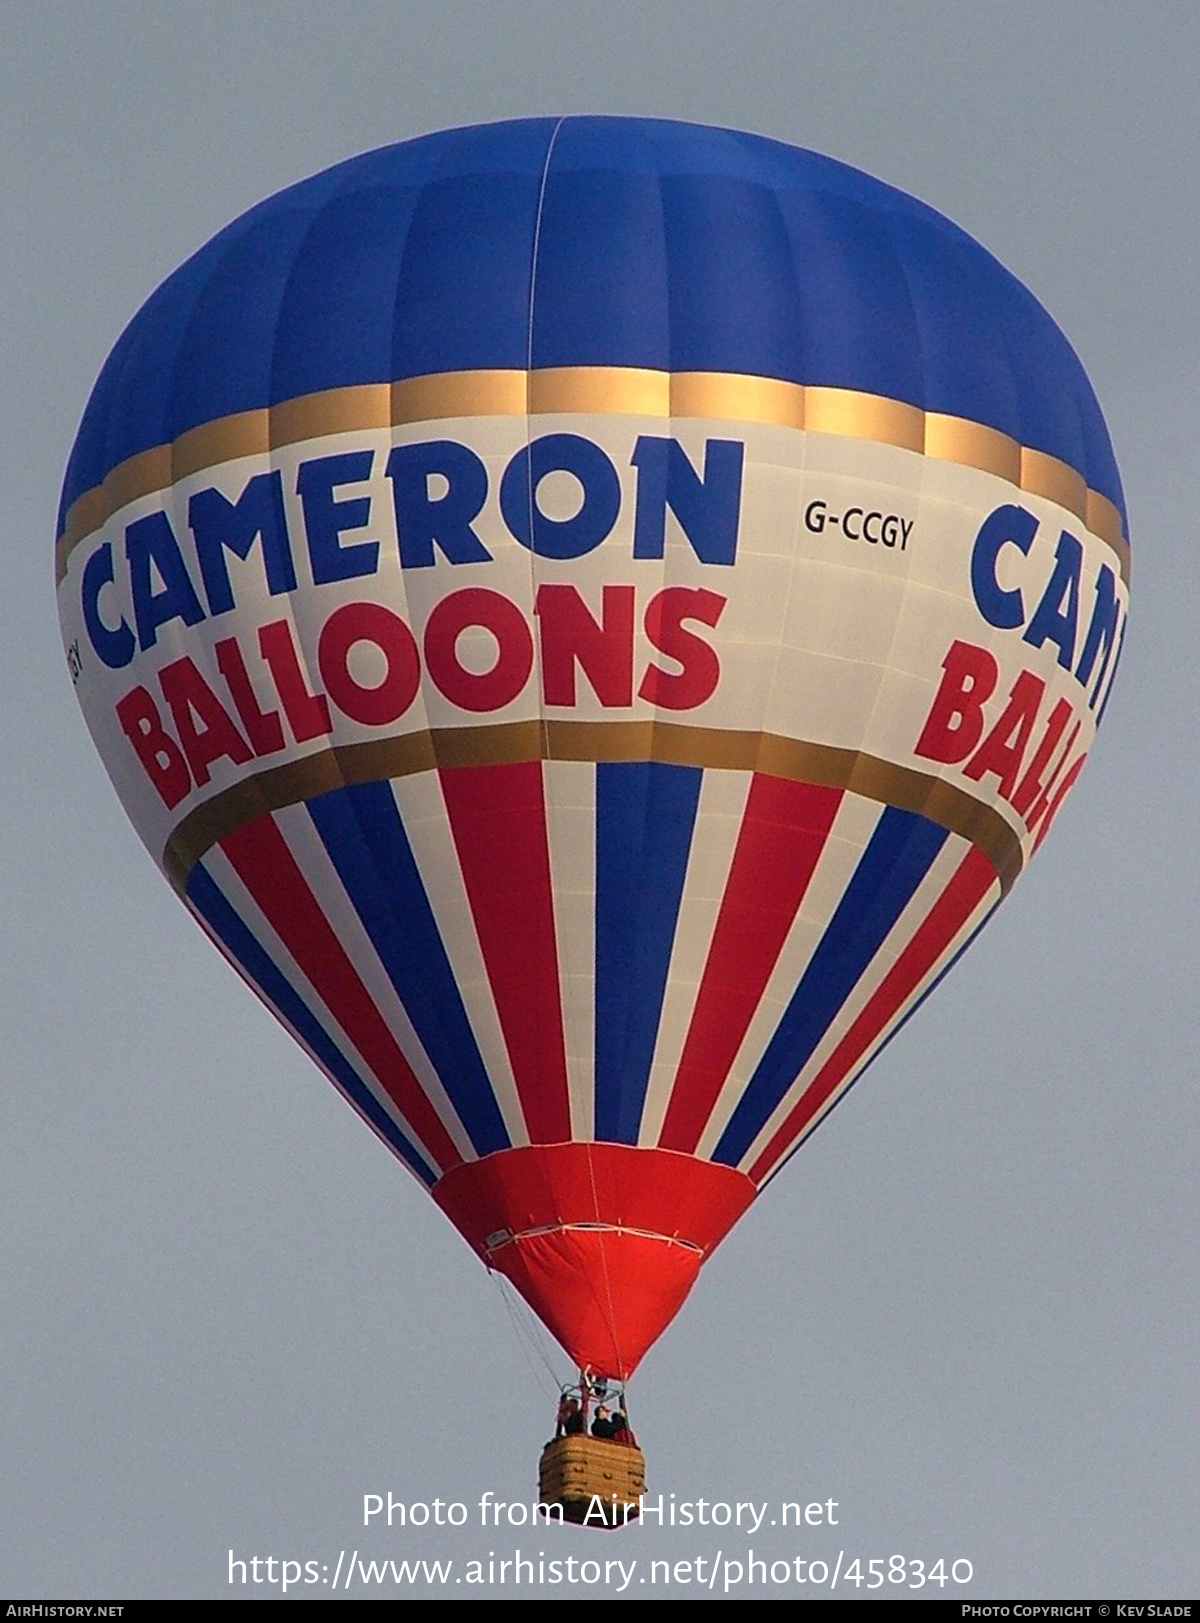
[57,118,1128,1378]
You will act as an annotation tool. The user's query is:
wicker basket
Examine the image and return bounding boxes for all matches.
[538,1435,646,1528]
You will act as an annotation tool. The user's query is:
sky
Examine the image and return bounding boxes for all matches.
[4,0,1197,1601]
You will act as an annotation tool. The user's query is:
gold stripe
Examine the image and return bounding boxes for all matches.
[529,366,669,416]
[1021,446,1087,522]
[391,369,527,423]
[924,413,1021,483]
[805,387,925,452]
[163,734,437,891]
[671,371,806,427]
[171,408,271,483]
[1085,489,1130,576]
[272,385,392,449]
[58,442,175,581]
[55,366,1130,584]
[162,720,1023,896]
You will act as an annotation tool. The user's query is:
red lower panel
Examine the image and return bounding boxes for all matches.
[433,1143,756,1378]
[494,1227,704,1379]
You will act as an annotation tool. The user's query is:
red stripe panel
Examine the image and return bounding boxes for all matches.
[659,776,843,1153]
[438,761,572,1143]
[433,1143,756,1378]
[749,845,998,1184]
[220,813,463,1173]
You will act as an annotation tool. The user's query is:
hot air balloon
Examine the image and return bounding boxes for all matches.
[56,119,1128,1504]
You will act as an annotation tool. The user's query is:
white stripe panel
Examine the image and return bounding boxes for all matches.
[739,832,1002,1177]
[272,802,476,1164]
[637,768,753,1147]
[390,773,529,1149]
[543,760,596,1141]
[693,791,885,1158]
[198,844,447,1176]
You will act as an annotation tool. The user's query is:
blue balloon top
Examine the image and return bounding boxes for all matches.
[59,116,1125,534]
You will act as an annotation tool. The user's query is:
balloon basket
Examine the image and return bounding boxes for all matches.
[538,1436,646,1529]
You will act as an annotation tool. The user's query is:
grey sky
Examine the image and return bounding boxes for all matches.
[4,1,1197,1599]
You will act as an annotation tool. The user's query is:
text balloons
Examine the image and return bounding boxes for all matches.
[57,119,1127,1378]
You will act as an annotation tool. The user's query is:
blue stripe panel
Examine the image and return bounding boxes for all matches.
[306,780,510,1157]
[713,806,951,1167]
[594,761,702,1142]
[185,860,437,1185]
[1095,619,1127,730]
[757,903,999,1192]
[60,118,1125,533]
